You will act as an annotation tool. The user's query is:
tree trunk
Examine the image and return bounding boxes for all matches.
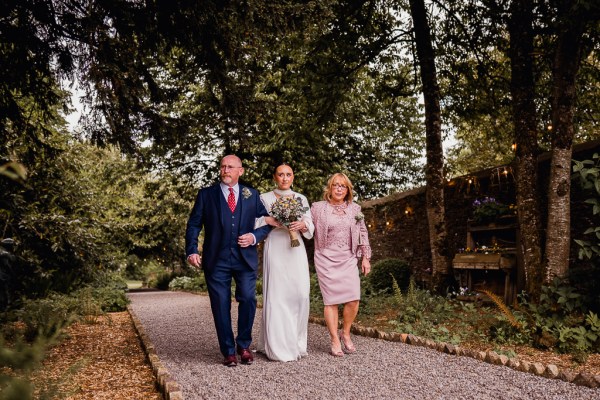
[408,0,449,290]
[545,1,586,282]
[508,0,544,300]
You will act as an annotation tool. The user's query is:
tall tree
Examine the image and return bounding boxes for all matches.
[439,1,599,177]
[408,0,449,288]
[508,0,544,299]
[545,0,600,281]
[544,1,582,280]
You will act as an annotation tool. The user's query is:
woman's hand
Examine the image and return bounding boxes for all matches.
[361,258,371,276]
[288,220,307,232]
[265,216,282,227]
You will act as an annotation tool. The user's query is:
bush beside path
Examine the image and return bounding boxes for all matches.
[128,291,600,400]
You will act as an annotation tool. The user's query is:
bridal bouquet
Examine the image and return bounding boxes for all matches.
[270,196,308,247]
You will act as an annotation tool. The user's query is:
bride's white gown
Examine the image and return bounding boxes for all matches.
[256,191,314,361]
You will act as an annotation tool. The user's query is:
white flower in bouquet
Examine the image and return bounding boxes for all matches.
[270,196,308,247]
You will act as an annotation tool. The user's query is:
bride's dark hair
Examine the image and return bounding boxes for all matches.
[273,162,292,174]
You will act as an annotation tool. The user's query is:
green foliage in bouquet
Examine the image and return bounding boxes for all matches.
[270,196,308,247]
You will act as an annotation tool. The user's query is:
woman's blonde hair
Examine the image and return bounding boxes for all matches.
[323,173,354,203]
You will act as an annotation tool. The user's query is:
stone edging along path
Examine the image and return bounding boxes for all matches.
[127,305,600,400]
[306,316,600,390]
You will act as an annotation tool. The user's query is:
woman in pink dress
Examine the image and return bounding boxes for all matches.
[311,173,371,357]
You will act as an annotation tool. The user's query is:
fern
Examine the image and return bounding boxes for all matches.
[391,276,403,306]
[481,289,523,331]
[407,277,417,303]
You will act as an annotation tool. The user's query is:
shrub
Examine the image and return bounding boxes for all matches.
[553,312,600,363]
[149,270,187,290]
[485,279,600,360]
[168,276,206,292]
[82,271,130,312]
[388,277,461,344]
[569,260,600,314]
[91,286,129,312]
[17,294,78,341]
[92,271,129,292]
[572,154,600,261]
[0,330,60,399]
[142,260,170,288]
[367,258,411,294]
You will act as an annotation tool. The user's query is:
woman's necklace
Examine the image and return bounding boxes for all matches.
[330,201,348,215]
[274,188,294,197]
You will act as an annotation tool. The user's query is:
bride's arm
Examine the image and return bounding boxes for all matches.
[300,196,314,239]
[255,194,279,228]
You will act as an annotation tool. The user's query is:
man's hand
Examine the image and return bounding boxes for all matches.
[187,254,201,269]
[238,233,255,248]
[265,216,282,228]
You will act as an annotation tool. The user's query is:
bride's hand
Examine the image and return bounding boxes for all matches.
[288,220,306,232]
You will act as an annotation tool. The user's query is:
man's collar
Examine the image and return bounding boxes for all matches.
[220,182,239,192]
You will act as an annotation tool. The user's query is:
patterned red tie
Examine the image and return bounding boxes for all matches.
[227,187,236,212]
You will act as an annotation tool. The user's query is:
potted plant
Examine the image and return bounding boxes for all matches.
[471,197,514,225]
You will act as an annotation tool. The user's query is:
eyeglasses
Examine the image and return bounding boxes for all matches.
[220,165,242,171]
[332,183,348,190]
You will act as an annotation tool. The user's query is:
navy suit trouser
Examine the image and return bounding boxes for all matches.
[204,261,257,357]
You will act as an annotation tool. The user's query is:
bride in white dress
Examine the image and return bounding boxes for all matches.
[256,163,314,361]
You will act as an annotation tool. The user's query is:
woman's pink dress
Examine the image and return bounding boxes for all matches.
[312,201,370,305]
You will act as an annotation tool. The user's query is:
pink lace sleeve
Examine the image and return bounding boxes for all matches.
[357,244,372,260]
[353,204,371,259]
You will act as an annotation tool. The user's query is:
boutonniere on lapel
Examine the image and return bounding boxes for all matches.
[355,212,364,224]
[355,212,365,245]
[242,187,252,199]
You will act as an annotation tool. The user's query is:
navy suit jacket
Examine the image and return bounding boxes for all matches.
[185,183,271,271]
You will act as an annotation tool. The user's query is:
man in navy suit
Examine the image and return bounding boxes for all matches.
[186,155,271,367]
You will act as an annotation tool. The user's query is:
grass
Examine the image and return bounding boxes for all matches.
[126,280,143,290]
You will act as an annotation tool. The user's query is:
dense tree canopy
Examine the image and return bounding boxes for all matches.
[436,0,600,176]
[2,1,598,187]
[1,0,599,299]
[1,127,191,305]
[2,0,429,201]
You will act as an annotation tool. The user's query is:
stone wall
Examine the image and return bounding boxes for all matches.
[360,140,600,290]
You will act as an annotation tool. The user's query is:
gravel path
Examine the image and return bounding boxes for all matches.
[128,291,599,400]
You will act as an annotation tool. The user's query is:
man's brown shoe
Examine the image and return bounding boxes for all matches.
[223,354,237,367]
[237,348,254,365]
